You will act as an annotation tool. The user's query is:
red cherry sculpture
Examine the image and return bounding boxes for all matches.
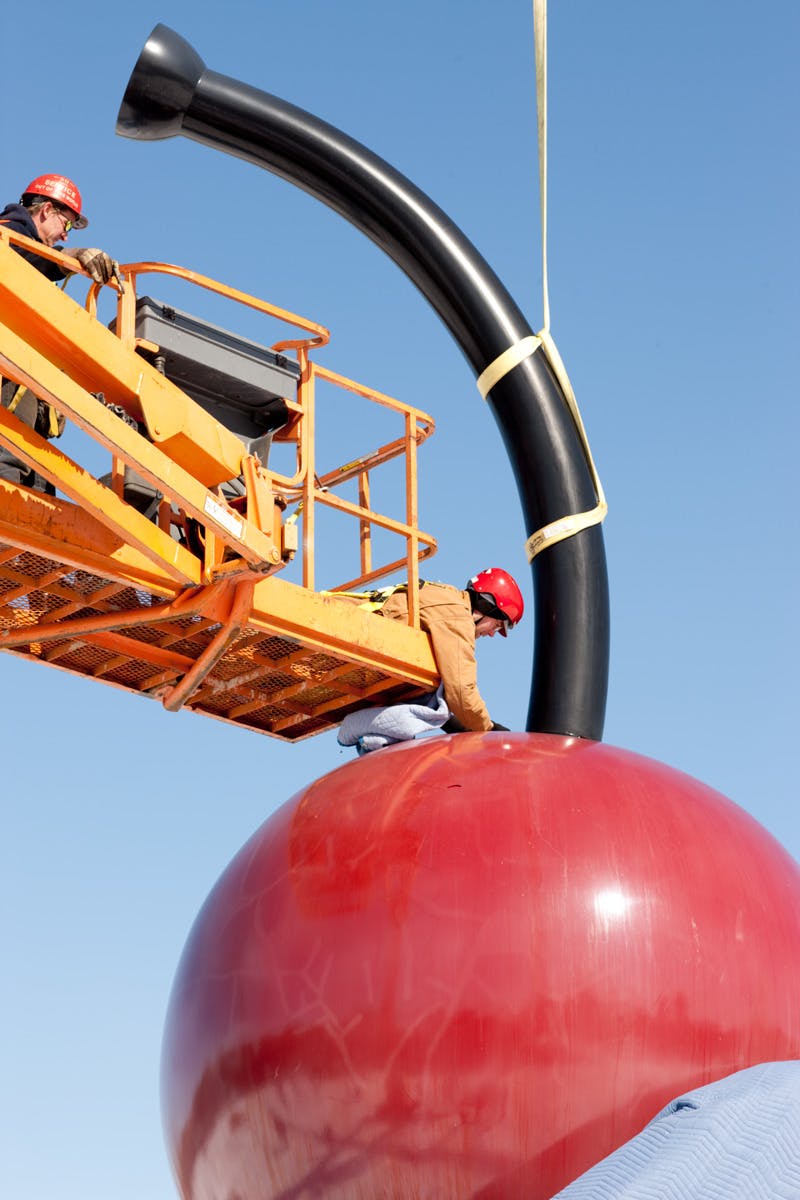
[162,734,800,1199]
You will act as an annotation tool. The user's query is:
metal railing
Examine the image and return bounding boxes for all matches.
[0,227,437,621]
[106,259,438,616]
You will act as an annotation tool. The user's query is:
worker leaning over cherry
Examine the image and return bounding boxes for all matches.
[339,567,525,734]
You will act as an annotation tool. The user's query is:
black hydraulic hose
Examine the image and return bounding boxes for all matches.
[116,23,610,740]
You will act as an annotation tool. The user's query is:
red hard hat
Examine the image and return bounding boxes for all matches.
[22,174,89,229]
[466,567,525,636]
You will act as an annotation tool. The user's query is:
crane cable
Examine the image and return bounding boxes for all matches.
[476,0,607,563]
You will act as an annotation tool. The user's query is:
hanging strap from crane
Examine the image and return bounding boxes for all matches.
[477,0,607,564]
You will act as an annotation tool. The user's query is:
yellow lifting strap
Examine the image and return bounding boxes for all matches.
[476,0,607,564]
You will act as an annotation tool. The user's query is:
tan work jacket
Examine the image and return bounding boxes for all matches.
[378,582,492,732]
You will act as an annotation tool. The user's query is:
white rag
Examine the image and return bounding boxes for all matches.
[552,1060,800,1199]
[337,686,449,755]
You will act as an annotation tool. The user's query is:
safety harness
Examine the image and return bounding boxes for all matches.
[1,382,62,438]
[328,580,428,612]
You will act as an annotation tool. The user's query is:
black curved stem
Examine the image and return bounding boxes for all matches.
[117,23,610,739]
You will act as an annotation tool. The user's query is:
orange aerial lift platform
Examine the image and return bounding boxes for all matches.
[0,229,439,741]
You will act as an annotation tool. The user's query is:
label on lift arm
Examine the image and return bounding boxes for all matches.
[204,494,244,538]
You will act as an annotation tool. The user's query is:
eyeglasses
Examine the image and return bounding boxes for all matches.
[51,205,76,234]
[485,606,512,635]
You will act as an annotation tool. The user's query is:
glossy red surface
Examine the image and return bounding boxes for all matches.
[161,734,800,1199]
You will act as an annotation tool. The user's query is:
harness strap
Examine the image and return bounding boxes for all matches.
[325,580,434,612]
[6,384,26,416]
[3,383,62,438]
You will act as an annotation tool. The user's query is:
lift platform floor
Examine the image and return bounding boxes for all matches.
[0,530,439,743]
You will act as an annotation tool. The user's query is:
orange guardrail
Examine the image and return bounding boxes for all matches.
[0,229,437,608]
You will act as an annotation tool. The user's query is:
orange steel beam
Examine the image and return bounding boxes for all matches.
[162,579,257,712]
[0,401,198,585]
[0,239,248,485]
[0,323,282,573]
[0,482,190,596]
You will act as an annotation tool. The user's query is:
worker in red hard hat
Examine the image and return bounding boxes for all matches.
[0,173,119,285]
[465,567,525,639]
[0,174,122,491]
[338,567,525,734]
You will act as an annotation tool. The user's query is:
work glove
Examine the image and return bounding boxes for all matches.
[69,247,120,285]
[35,399,65,438]
[442,715,467,734]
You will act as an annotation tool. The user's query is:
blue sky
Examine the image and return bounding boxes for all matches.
[1,3,797,1197]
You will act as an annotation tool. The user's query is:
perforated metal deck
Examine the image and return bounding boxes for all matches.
[0,543,433,741]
